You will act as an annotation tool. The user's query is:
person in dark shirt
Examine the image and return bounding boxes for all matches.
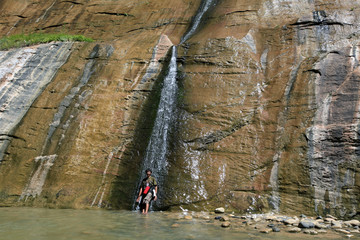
[136,168,158,214]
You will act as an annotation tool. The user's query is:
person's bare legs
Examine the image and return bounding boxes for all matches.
[145,203,150,214]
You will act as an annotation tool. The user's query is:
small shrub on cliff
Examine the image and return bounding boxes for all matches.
[0,33,93,50]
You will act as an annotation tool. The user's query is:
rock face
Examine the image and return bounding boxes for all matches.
[0,0,359,218]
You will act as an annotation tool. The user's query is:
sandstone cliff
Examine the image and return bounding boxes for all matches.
[0,0,359,219]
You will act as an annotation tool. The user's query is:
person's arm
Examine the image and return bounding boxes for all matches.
[136,187,143,202]
[153,186,158,201]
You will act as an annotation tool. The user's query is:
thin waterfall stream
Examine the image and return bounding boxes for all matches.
[135,0,215,209]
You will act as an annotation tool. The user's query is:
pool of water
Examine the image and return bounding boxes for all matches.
[0,208,345,240]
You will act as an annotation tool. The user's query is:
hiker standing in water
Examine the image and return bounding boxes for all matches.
[136,168,158,214]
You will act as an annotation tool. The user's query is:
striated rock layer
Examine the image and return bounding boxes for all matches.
[0,0,359,218]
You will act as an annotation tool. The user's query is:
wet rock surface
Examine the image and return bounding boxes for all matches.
[0,0,359,218]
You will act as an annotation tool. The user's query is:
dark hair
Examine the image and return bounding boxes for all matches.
[145,168,152,173]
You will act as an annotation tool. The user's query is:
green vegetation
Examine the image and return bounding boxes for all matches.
[0,33,94,50]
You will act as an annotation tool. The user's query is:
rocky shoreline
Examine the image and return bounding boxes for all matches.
[168,208,360,239]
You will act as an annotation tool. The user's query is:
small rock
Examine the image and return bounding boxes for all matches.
[221,222,231,228]
[303,230,318,235]
[326,214,337,220]
[317,229,327,234]
[299,214,307,219]
[345,220,360,227]
[259,228,272,234]
[331,221,342,229]
[272,227,280,232]
[184,215,193,220]
[201,215,210,220]
[299,221,315,228]
[314,222,327,229]
[219,216,230,222]
[316,216,323,220]
[346,235,354,239]
[253,217,262,223]
[214,216,222,220]
[288,227,302,233]
[324,218,334,223]
[267,223,275,228]
[336,229,351,234]
[215,207,225,213]
[284,218,299,225]
[266,216,278,221]
[171,223,180,228]
[241,216,247,219]
[350,229,360,233]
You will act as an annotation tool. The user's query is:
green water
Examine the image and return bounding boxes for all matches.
[0,208,346,240]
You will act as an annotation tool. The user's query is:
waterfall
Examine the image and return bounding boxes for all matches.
[139,46,178,184]
[135,0,215,208]
[181,0,215,44]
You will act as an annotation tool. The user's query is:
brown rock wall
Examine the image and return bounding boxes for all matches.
[0,0,359,218]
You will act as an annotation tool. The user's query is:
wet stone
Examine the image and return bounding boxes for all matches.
[215,207,225,214]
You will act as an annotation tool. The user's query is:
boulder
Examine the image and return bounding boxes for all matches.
[215,207,225,214]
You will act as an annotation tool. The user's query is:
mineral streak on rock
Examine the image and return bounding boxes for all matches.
[19,154,57,200]
[0,43,73,161]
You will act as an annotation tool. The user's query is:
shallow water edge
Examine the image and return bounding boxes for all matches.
[0,207,354,240]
